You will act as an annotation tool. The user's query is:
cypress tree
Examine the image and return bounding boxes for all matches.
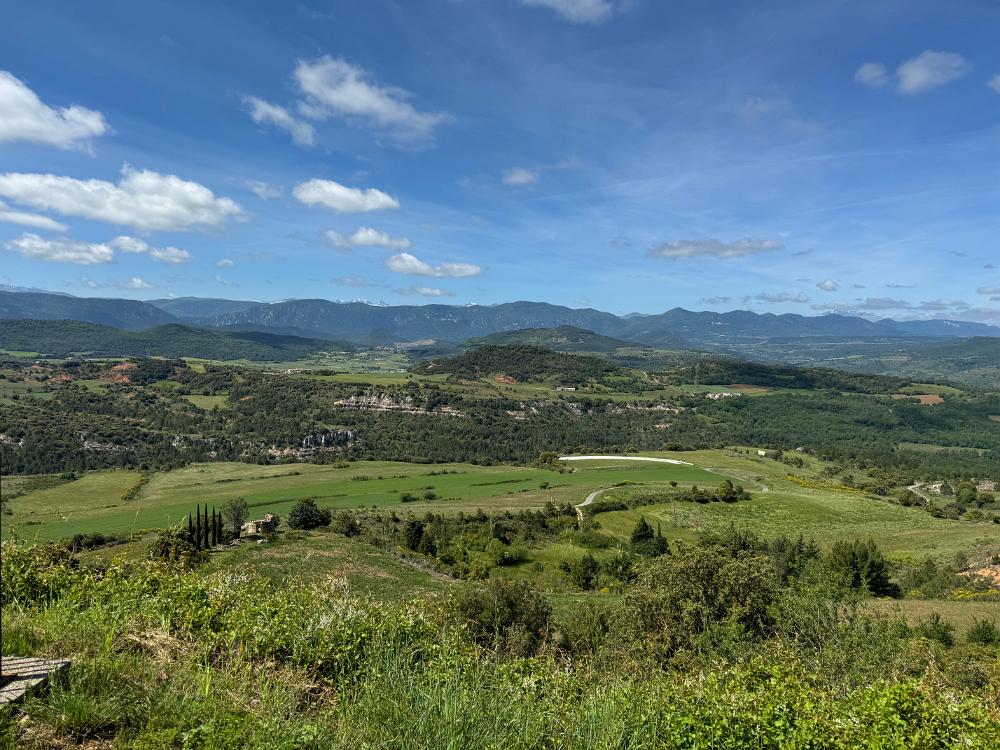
[187,512,194,543]
[203,505,210,548]
[195,504,202,550]
[212,508,219,545]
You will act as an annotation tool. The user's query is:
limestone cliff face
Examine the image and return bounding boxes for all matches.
[301,429,357,449]
[334,392,466,417]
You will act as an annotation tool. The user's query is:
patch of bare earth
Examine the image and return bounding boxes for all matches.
[892,394,944,405]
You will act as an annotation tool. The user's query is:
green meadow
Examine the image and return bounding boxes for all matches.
[4,456,715,542]
[6,449,995,567]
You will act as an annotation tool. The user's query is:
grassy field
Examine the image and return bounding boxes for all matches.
[181,393,231,410]
[7,449,998,568]
[869,598,1000,634]
[588,451,998,561]
[4,457,716,542]
[202,530,450,601]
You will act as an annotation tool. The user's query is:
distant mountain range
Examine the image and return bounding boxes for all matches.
[1,290,998,348]
[0,319,348,361]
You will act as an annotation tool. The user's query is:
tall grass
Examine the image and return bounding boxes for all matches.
[0,539,997,748]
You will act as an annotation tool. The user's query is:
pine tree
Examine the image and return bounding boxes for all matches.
[630,516,654,543]
[195,504,202,550]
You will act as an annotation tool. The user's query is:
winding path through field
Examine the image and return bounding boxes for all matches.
[560,454,769,522]
[559,455,693,521]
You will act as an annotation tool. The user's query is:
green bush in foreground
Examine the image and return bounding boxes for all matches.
[0,538,997,748]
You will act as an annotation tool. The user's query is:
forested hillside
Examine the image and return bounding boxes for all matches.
[411,344,621,383]
[658,356,910,394]
[3,354,999,479]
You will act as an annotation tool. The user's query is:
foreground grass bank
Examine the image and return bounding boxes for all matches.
[1,539,998,749]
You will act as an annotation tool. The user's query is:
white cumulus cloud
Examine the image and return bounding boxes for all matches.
[854,62,889,88]
[108,235,191,264]
[294,178,399,213]
[989,74,1000,94]
[244,96,316,146]
[0,200,67,232]
[648,237,783,260]
[897,51,969,94]
[0,164,242,231]
[121,276,152,289]
[4,233,114,265]
[816,279,840,292]
[385,252,481,278]
[326,226,411,250]
[293,56,448,144]
[519,0,615,24]
[0,70,108,149]
[216,258,235,268]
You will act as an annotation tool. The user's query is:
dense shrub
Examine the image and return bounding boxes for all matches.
[450,577,552,657]
[614,544,778,663]
[148,528,202,567]
[287,498,333,530]
[827,539,900,597]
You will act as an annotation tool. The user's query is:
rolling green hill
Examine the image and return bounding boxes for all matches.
[410,343,622,383]
[0,319,348,361]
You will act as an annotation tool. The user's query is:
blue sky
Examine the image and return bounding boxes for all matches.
[2,0,999,322]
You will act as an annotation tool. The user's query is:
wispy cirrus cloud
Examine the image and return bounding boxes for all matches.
[293,56,448,145]
[854,62,889,89]
[246,180,282,199]
[813,297,972,313]
[244,96,315,146]
[755,291,809,304]
[0,200,66,232]
[649,237,783,260]
[397,285,454,297]
[519,0,616,24]
[501,167,540,187]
